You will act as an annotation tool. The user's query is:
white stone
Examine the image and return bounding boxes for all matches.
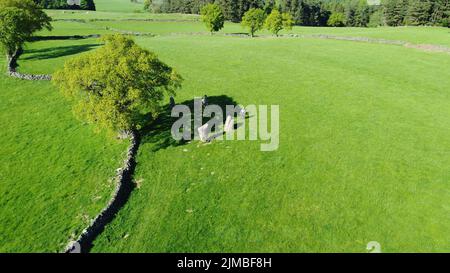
[198,123,209,142]
[239,108,246,118]
[224,115,234,132]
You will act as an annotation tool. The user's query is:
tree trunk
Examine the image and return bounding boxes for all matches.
[6,54,12,73]
[6,47,23,73]
[117,129,137,140]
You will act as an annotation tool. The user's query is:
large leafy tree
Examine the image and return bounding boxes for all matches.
[0,0,52,70]
[241,8,266,37]
[53,35,183,135]
[200,3,225,34]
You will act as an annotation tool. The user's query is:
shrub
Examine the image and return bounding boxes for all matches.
[442,18,449,28]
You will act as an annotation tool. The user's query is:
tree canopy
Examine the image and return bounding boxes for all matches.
[201,3,225,33]
[53,35,183,134]
[33,0,96,10]
[265,9,294,36]
[0,0,52,57]
[151,0,449,28]
[242,8,266,37]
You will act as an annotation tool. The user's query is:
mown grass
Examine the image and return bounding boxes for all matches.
[90,35,450,252]
[0,66,128,252]
[1,7,449,252]
[87,19,450,47]
[93,0,144,13]
[45,10,200,21]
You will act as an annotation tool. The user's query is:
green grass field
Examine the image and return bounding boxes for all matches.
[0,63,128,252]
[1,5,449,253]
[94,0,144,13]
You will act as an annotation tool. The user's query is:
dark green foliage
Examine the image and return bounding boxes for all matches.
[80,0,96,11]
[405,0,433,26]
[154,0,447,27]
[383,0,408,26]
[430,0,450,25]
[0,0,52,61]
[368,8,383,27]
[33,0,96,10]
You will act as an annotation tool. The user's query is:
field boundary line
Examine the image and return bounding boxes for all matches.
[53,18,200,23]
[64,130,140,253]
[147,32,450,54]
[6,47,52,81]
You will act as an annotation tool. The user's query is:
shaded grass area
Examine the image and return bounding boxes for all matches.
[18,38,102,75]
[0,69,128,252]
[90,36,450,252]
[37,21,113,36]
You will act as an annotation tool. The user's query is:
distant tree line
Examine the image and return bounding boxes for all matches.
[147,0,449,27]
[33,0,96,11]
[381,0,449,27]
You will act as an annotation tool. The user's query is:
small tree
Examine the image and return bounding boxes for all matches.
[0,0,52,70]
[265,9,283,36]
[241,8,266,37]
[265,9,294,36]
[327,12,346,27]
[53,35,183,136]
[200,3,225,34]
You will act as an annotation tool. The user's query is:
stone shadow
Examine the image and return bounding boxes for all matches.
[140,95,241,152]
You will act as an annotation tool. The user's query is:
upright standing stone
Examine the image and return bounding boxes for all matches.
[239,107,246,118]
[198,123,209,142]
[224,115,234,132]
[202,95,208,107]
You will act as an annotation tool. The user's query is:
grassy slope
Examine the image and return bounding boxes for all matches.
[0,21,128,251]
[46,10,199,21]
[90,35,450,252]
[1,5,450,252]
[94,0,144,13]
[0,72,128,252]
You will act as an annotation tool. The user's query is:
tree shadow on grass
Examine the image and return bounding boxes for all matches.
[140,95,240,152]
[22,43,101,60]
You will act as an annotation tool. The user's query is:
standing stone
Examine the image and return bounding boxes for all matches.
[198,123,209,142]
[224,115,234,132]
[169,96,175,108]
[239,108,246,118]
[202,95,208,107]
